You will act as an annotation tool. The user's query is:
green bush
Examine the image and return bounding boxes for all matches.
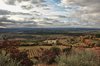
[0,50,22,66]
[50,46,61,56]
[96,43,100,47]
[62,45,72,55]
[56,50,100,66]
[92,40,100,47]
[0,50,36,66]
[40,46,61,64]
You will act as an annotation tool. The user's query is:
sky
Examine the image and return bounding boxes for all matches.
[0,0,100,28]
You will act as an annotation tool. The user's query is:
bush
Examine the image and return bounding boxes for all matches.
[0,50,22,66]
[92,40,100,47]
[40,46,61,64]
[56,50,100,66]
[0,34,35,66]
[62,45,72,55]
[96,43,100,47]
[50,46,61,56]
[10,50,34,66]
[0,50,36,66]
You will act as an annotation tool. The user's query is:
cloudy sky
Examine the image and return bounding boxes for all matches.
[0,0,100,28]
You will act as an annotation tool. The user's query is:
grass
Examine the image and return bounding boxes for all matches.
[56,49,100,66]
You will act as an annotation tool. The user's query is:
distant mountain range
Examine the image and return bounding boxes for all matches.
[0,28,100,34]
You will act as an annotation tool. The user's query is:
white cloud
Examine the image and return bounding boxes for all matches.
[0,26,6,28]
[0,0,99,28]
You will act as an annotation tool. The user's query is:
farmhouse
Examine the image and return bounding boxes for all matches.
[43,40,57,44]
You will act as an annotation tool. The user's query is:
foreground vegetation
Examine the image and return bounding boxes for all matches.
[0,46,100,66]
[0,50,22,66]
[56,50,100,66]
[0,33,100,66]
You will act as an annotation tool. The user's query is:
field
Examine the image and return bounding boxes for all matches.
[19,46,100,57]
[0,28,100,66]
[18,46,100,66]
[19,46,66,58]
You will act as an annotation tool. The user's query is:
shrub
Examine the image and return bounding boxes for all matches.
[96,43,100,47]
[40,46,61,64]
[56,50,100,66]
[0,50,22,66]
[62,45,72,55]
[92,40,100,47]
[10,50,34,66]
[50,46,61,56]
[0,50,35,66]
[0,35,35,66]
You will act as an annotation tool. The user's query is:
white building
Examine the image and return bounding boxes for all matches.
[43,40,57,44]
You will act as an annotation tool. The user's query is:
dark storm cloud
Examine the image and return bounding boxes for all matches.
[21,4,33,10]
[0,16,17,23]
[31,0,46,4]
[0,9,31,15]
[74,0,100,6]
[0,9,11,15]
[0,16,38,28]
[0,16,34,23]
[66,0,100,13]
[4,0,28,5]
[11,12,31,15]
[4,0,16,5]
